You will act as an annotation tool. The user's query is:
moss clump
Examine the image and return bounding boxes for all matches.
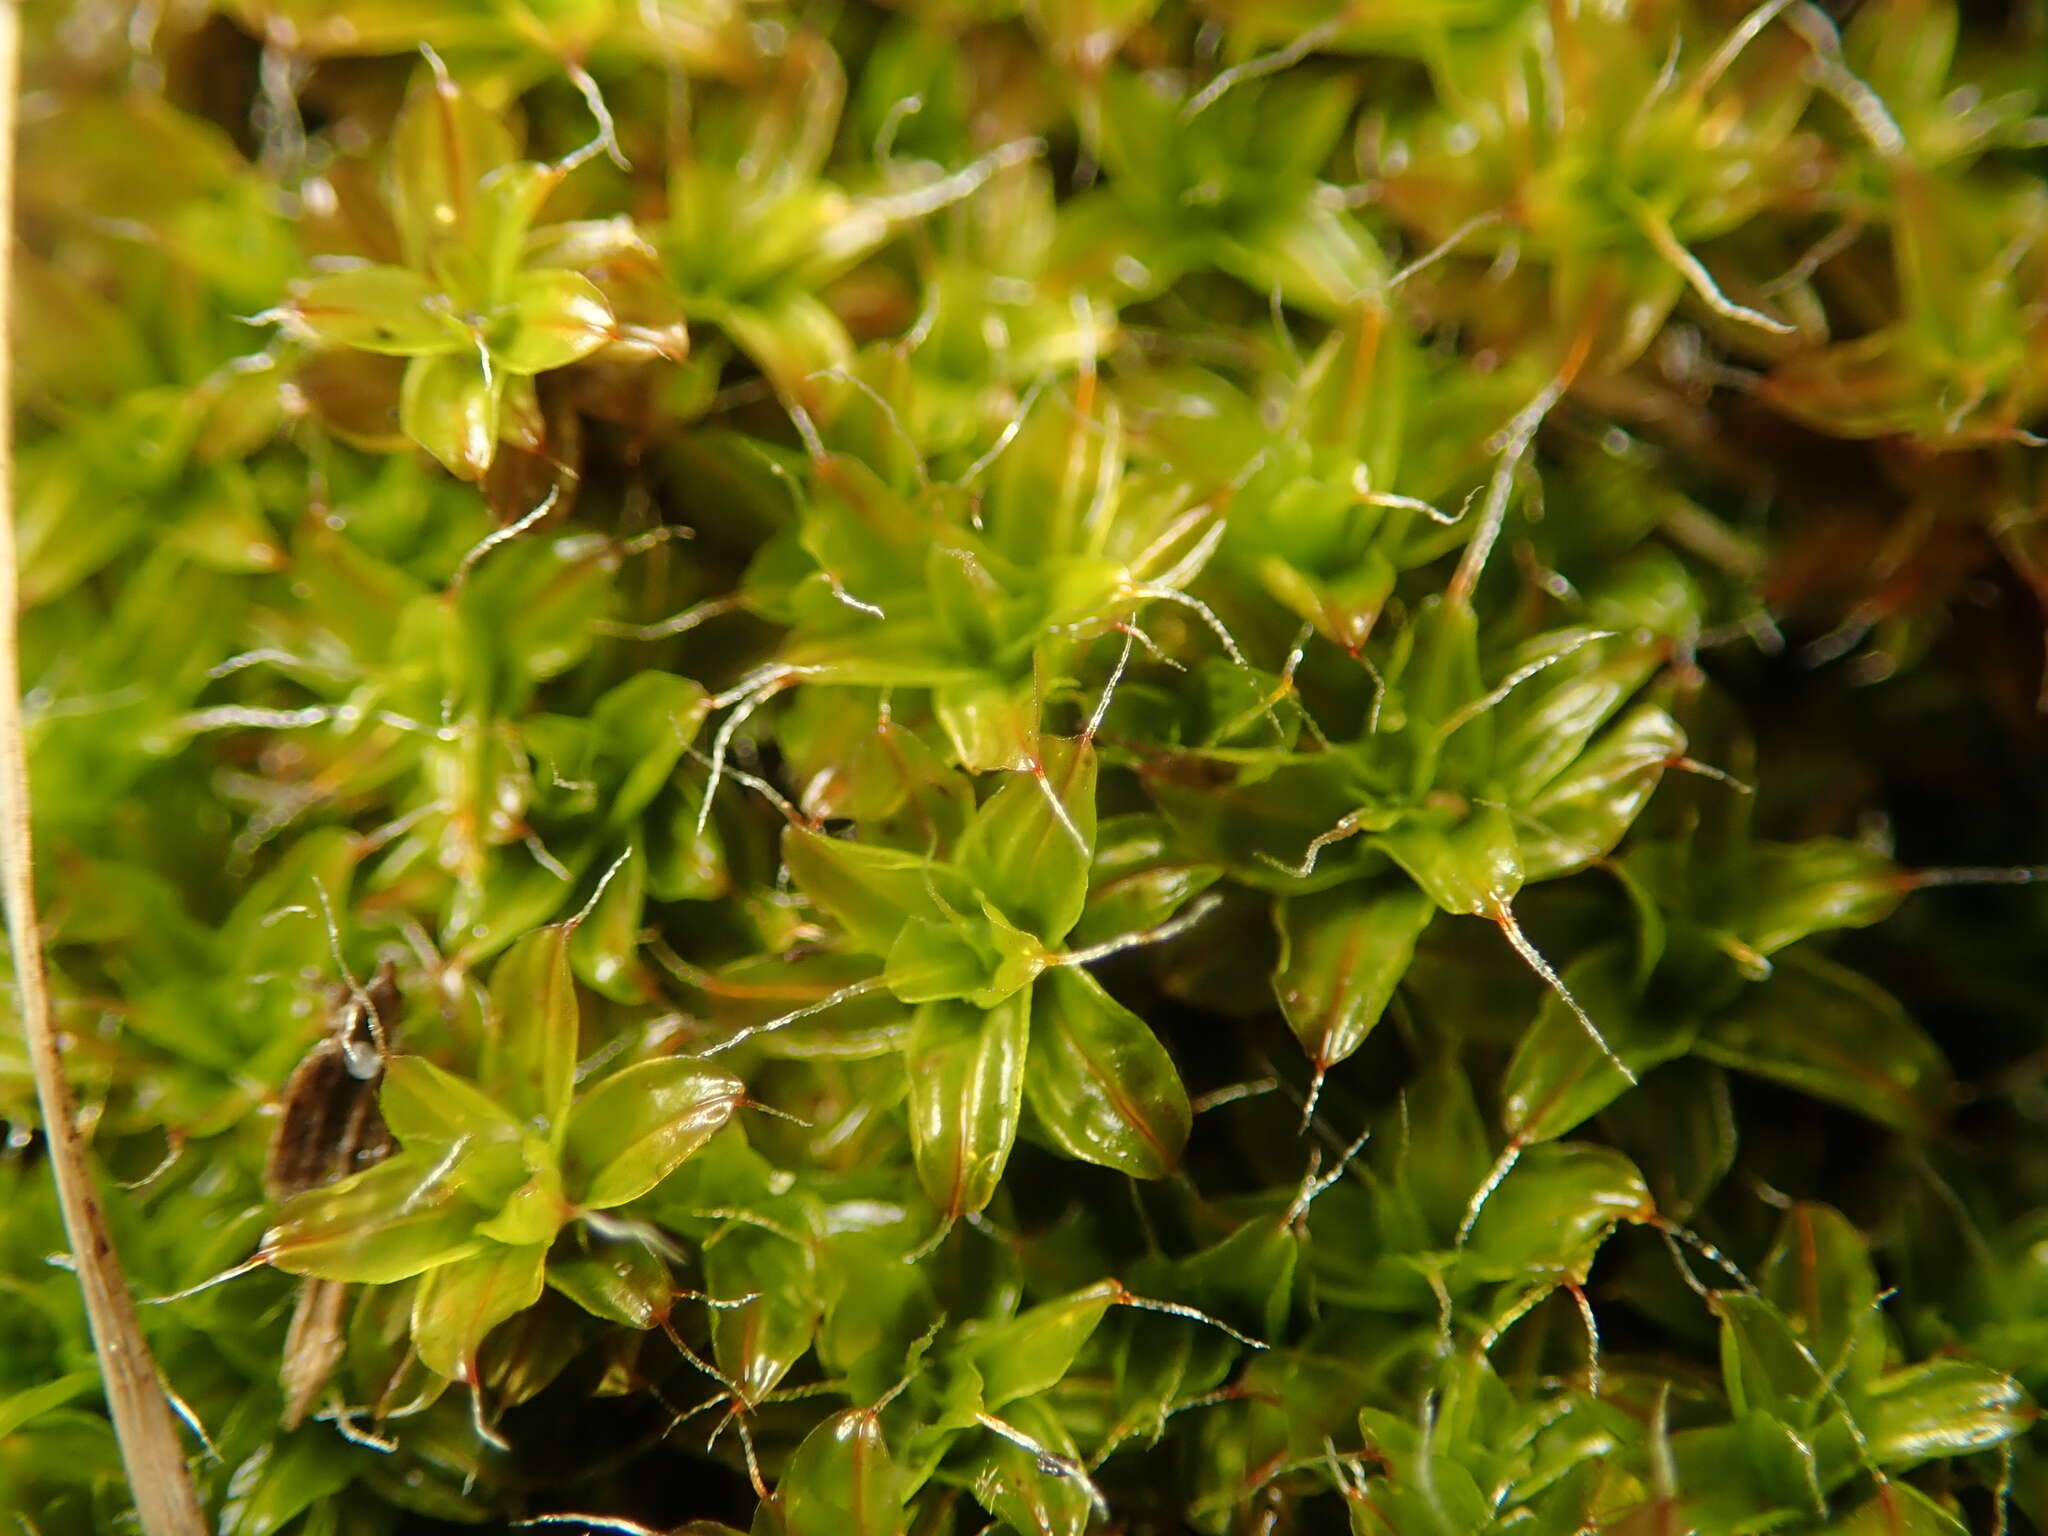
[8,1,2048,1532]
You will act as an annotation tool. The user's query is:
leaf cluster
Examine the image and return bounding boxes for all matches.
[7,1,2048,1534]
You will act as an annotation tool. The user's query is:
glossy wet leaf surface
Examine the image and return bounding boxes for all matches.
[1026,967,1191,1179]
[9,2,2047,1532]
[1273,880,1436,1077]
[564,1057,745,1210]
[905,995,1028,1220]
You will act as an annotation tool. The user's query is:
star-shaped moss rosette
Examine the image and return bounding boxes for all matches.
[154,465,646,965]
[257,921,750,1421]
[1756,0,2048,450]
[658,31,1047,408]
[1065,61,1387,319]
[269,60,685,480]
[716,374,1242,780]
[1372,0,1830,368]
[1137,592,1690,1114]
[733,735,1211,1222]
[1497,749,1973,1154]
[1762,171,2048,449]
[1120,300,1547,660]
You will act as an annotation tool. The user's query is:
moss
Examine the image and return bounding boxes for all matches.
[7,1,2048,1532]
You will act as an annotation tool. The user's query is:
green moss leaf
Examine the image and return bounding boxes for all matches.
[970,1396,1092,1536]
[707,1222,819,1405]
[785,828,958,957]
[1377,804,1523,916]
[1272,880,1435,1076]
[264,1154,486,1284]
[955,738,1099,943]
[380,1056,524,1148]
[905,995,1028,1220]
[966,1280,1122,1410]
[288,266,458,356]
[1500,945,1698,1143]
[547,1232,674,1329]
[219,1434,357,1536]
[483,923,583,1143]
[400,347,502,480]
[1026,966,1190,1179]
[563,1058,745,1210]
[774,1407,904,1536]
[1516,702,1684,882]
[391,69,517,272]
[411,1241,548,1380]
[496,270,616,374]
[1696,952,1953,1138]
[1859,1360,2030,1464]
[1461,1142,1652,1282]
[1069,812,1223,949]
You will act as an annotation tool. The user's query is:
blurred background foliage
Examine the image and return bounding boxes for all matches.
[6,0,2048,1531]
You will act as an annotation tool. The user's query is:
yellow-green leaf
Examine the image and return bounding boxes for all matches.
[400,347,501,480]
[411,1241,548,1380]
[777,1407,904,1536]
[392,69,517,271]
[1272,880,1434,1075]
[264,1153,484,1284]
[956,737,1098,944]
[1026,967,1189,1179]
[380,1055,523,1149]
[483,924,582,1143]
[288,266,458,356]
[564,1057,745,1209]
[906,996,1028,1219]
[496,270,616,375]
[965,1280,1121,1410]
